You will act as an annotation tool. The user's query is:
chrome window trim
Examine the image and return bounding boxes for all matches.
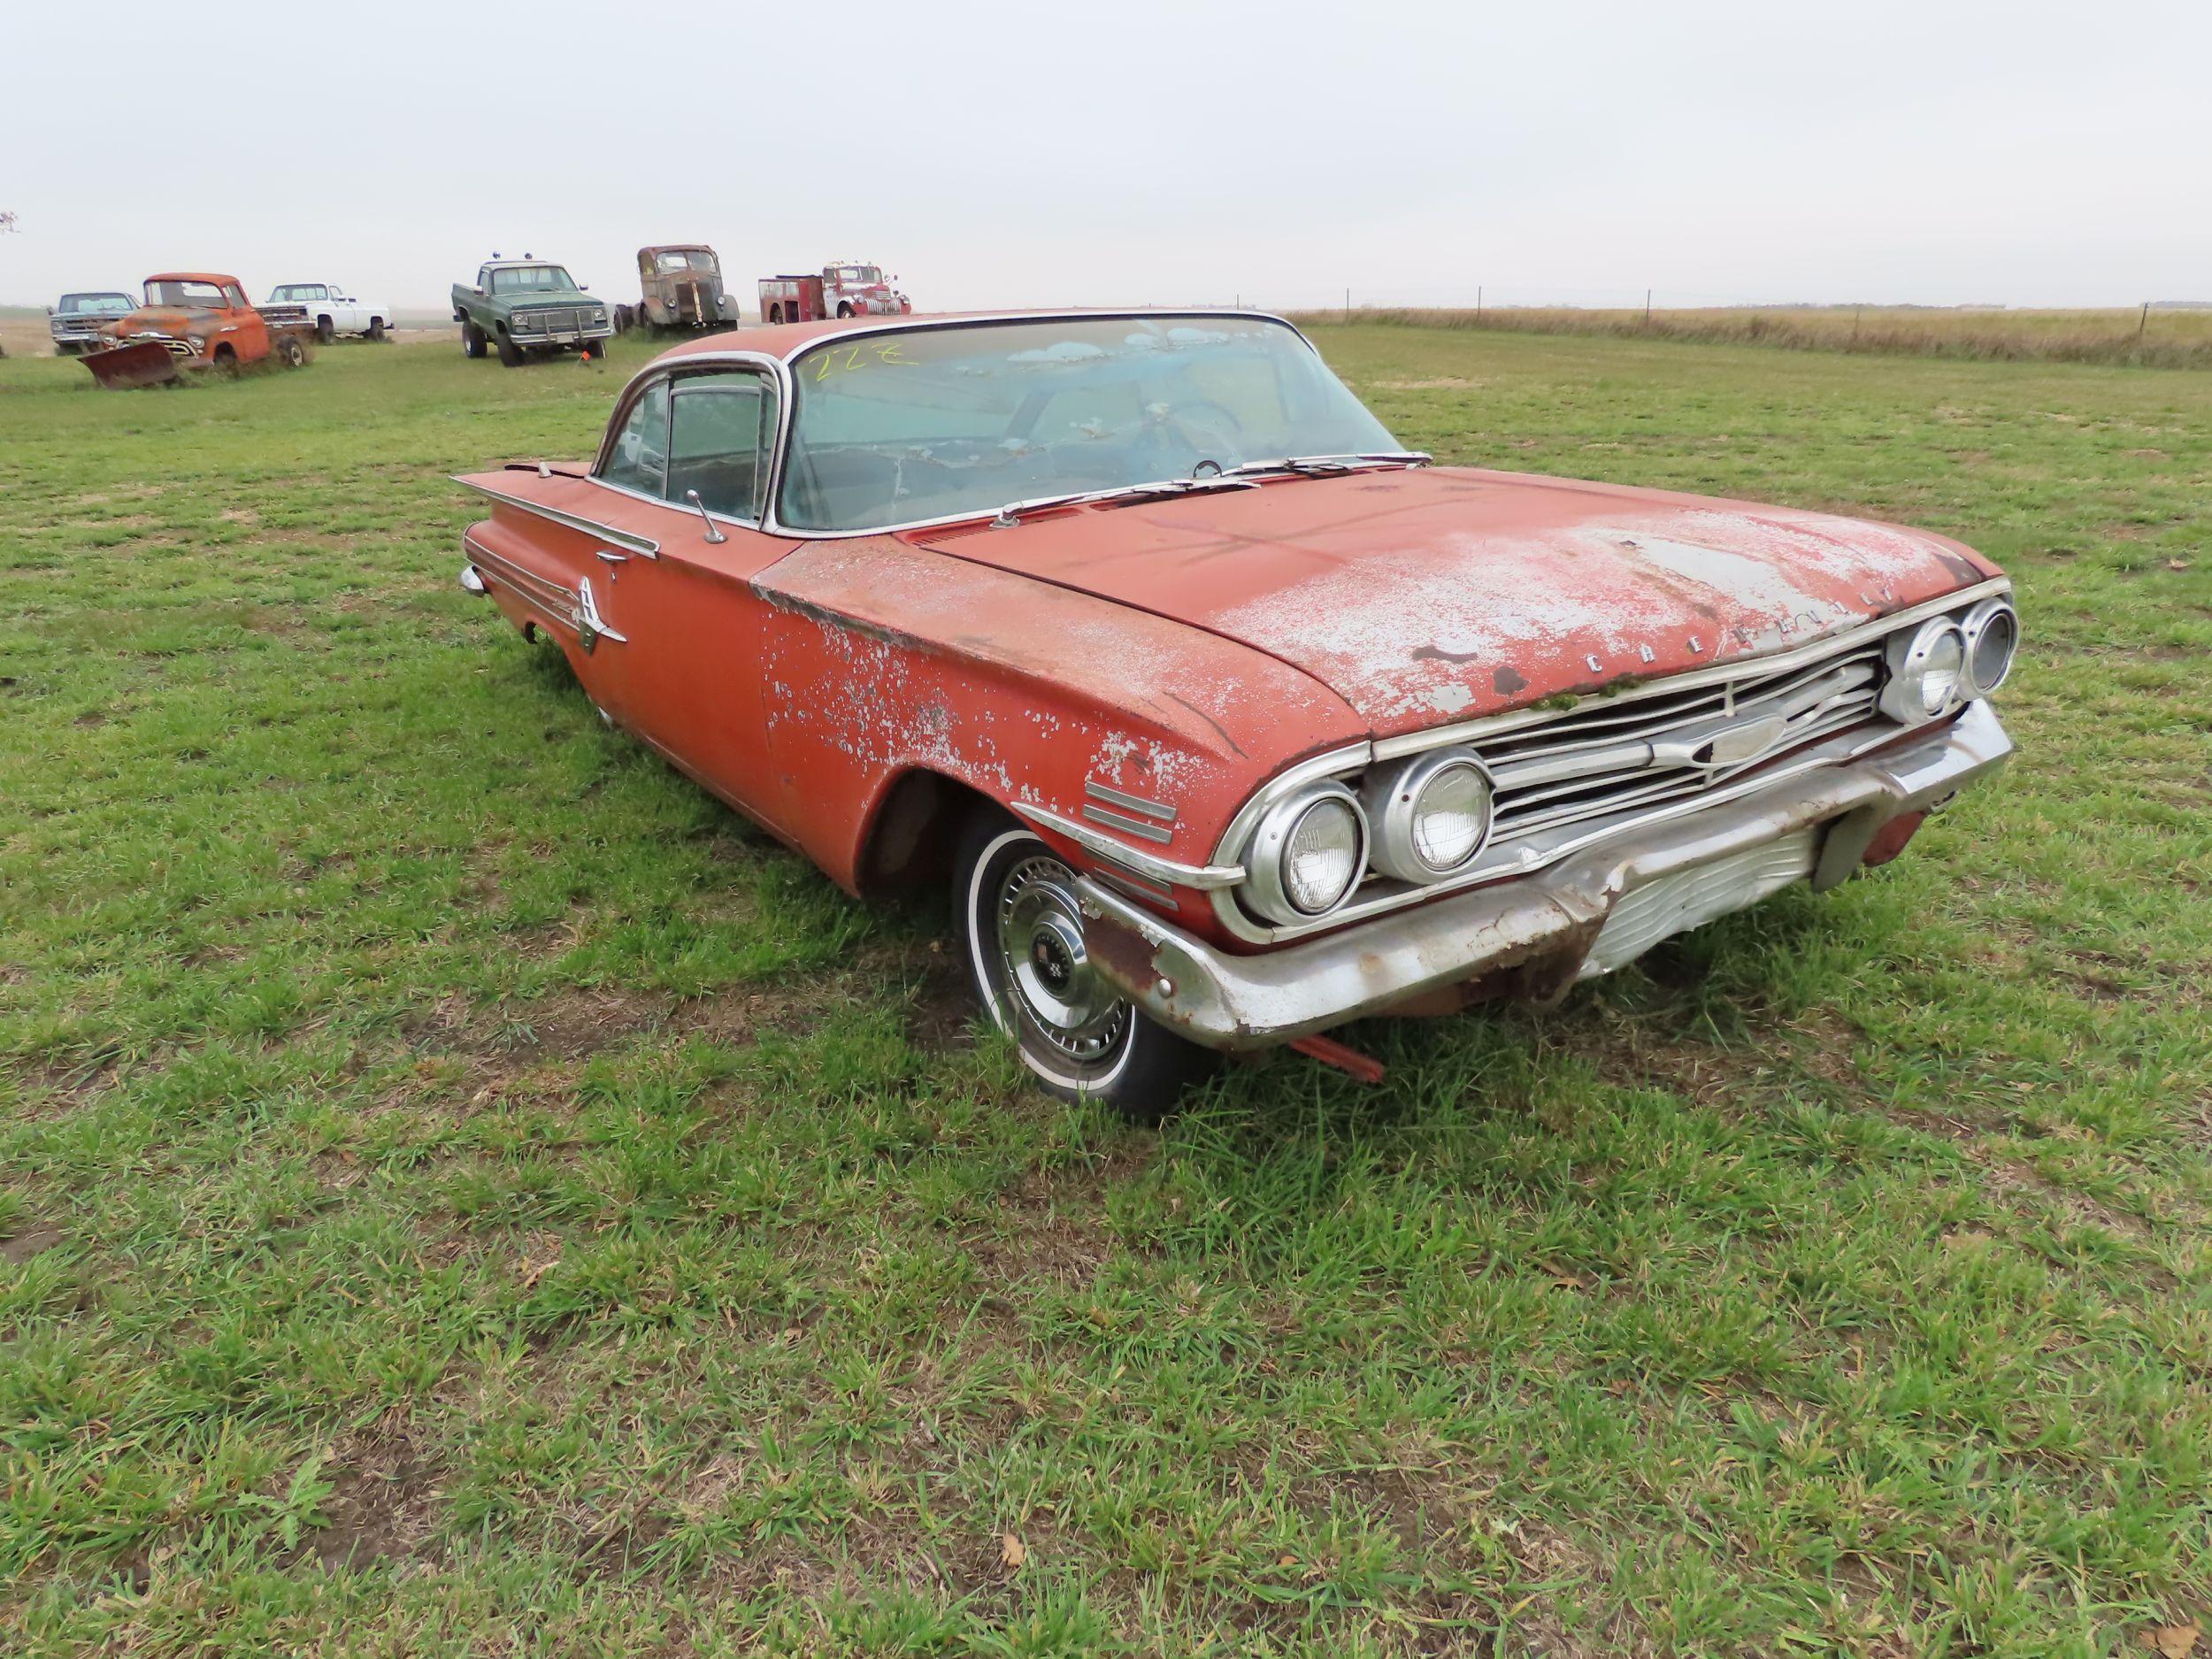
[588,353,794,538]
[1207,577,2014,946]
[1009,802,1245,892]
[452,478,661,557]
[623,310,1340,542]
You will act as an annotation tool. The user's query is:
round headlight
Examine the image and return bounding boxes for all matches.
[1878,618,1968,724]
[1245,783,1367,925]
[1959,598,2018,697]
[1363,748,1494,882]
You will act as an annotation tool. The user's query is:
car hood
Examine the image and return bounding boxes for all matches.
[103,306,211,336]
[914,465,2000,738]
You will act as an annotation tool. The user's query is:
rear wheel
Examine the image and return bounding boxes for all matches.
[768,303,783,324]
[462,320,486,359]
[953,815,1217,1122]
[315,315,334,344]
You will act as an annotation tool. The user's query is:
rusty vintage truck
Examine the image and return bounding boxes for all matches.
[81,273,312,388]
[454,310,2019,1118]
[627,245,738,334]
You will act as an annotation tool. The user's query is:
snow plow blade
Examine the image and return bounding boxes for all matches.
[82,342,182,389]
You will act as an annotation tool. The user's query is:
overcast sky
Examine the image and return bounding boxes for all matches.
[5,0,2208,314]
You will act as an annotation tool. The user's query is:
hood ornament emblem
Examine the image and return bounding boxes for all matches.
[1689,712,1788,767]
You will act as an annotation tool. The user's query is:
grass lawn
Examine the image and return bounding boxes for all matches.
[2,325,2208,1656]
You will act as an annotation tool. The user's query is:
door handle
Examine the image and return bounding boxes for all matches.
[595,549,630,565]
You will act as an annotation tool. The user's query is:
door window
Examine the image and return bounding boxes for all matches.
[666,373,778,522]
[599,380,672,497]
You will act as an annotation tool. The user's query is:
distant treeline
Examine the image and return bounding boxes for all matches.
[1287,305,2212,369]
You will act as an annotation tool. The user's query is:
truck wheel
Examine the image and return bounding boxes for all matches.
[836,303,854,319]
[462,321,486,359]
[495,329,524,368]
[767,303,783,324]
[367,317,386,342]
[316,316,334,344]
[275,335,307,369]
[952,813,1217,1122]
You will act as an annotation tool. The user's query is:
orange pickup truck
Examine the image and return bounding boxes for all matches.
[81,272,313,388]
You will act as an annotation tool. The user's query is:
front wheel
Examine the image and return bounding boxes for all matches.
[366,317,386,342]
[953,816,1216,1121]
[495,329,524,367]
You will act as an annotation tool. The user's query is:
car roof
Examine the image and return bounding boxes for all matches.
[640,244,714,256]
[480,257,567,269]
[646,308,1295,367]
[144,271,243,287]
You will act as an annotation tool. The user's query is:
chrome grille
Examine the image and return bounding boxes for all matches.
[1473,643,1882,845]
[513,307,581,333]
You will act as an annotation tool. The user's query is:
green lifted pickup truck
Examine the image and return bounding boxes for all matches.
[451,257,613,367]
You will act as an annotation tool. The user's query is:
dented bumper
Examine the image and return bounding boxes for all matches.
[1075,702,2014,1051]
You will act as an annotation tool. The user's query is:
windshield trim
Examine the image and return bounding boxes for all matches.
[725,309,1329,540]
[589,311,1329,542]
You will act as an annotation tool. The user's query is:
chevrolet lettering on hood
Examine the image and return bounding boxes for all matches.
[453,310,2019,1118]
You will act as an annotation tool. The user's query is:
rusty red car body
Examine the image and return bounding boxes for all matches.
[456,310,2017,1116]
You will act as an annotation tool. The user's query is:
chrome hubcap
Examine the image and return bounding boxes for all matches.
[995,854,1128,1063]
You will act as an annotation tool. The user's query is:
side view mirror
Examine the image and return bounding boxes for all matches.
[472,286,485,296]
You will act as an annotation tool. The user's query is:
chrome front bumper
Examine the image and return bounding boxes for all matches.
[1074,702,2014,1052]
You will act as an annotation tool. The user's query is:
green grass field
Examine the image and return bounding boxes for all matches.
[3,326,2208,1656]
[1290,307,2212,371]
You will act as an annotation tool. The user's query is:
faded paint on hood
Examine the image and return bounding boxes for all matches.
[104,305,215,337]
[911,465,1998,737]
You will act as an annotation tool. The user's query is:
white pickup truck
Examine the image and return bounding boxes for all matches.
[260,282,393,343]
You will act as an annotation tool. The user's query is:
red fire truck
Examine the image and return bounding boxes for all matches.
[757,261,912,323]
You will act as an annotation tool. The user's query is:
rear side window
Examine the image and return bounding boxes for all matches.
[666,373,778,521]
[599,381,672,497]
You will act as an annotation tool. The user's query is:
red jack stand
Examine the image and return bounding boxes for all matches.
[1289,1033,1386,1085]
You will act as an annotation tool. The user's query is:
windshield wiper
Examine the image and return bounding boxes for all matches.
[987,473,1259,528]
[1222,450,1432,479]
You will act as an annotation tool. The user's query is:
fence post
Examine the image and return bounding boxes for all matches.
[1476,284,1483,323]
[2139,302,2150,341]
[1644,288,1653,327]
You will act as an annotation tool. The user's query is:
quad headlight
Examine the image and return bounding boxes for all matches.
[1246,783,1367,925]
[1878,616,1968,724]
[1959,597,2018,697]
[1363,748,1494,883]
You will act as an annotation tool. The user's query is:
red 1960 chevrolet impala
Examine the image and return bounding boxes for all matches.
[457,311,2018,1118]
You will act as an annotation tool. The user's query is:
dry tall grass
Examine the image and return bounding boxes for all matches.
[1286,305,2212,369]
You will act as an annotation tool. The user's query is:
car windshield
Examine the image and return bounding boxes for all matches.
[491,265,578,294]
[145,280,227,308]
[779,315,1401,533]
[270,285,325,302]
[657,251,708,272]
[835,267,880,285]
[62,293,133,313]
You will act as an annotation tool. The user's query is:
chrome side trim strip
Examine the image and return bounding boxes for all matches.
[1080,803,1175,844]
[453,477,660,557]
[1009,802,1245,892]
[1084,780,1175,822]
